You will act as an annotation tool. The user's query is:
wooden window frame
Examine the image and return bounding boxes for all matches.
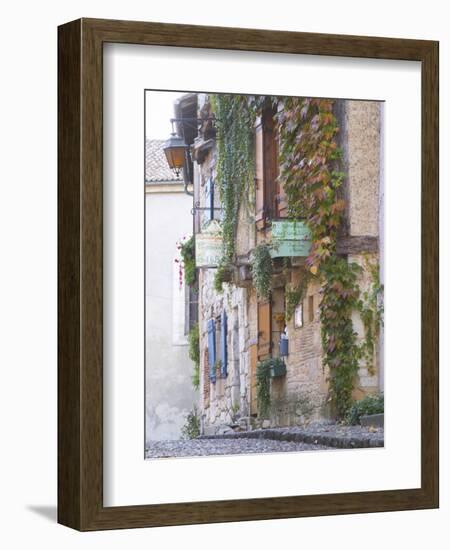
[262,105,279,221]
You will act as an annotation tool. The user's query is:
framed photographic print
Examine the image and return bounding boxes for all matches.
[58,18,439,530]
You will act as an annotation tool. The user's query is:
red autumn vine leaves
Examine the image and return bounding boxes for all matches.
[277,97,345,273]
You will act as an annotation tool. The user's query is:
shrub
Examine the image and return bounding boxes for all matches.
[250,244,273,300]
[179,235,196,286]
[345,393,384,425]
[181,406,200,439]
[256,359,272,418]
[188,323,200,390]
[256,357,284,417]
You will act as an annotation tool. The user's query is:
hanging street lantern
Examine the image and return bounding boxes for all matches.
[163,132,188,177]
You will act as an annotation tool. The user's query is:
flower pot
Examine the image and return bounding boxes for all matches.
[270,362,286,378]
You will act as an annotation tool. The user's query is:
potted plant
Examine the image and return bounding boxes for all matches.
[269,357,287,378]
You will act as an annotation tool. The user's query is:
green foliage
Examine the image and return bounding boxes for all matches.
[209,94,256,270]
[250,243,273,300]
[276,97,344,274]
[356,255,384,375]
[188,323,200,390]
[256,357,285,418]
[319,257,362,418]
[181,406,200,439]
[214,263,230,293]
[276,97,383,418]
[345,393,384,425]
[178,235,196,286]
[256,358,272,418]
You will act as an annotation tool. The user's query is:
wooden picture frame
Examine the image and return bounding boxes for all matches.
[58,18,439,531]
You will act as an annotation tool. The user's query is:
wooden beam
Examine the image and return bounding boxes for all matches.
[336,235,379,255]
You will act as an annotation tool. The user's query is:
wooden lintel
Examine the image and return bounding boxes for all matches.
[336,235,379,255]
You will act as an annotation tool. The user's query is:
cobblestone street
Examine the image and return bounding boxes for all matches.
[146,438,331,459]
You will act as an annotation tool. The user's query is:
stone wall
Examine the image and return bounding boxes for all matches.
[264,99,383,425]
[194,96,382,432]
[193,96,257,434]
[349,252,381,399]
[346,101,381,237]
[271,275,328,426]
[346,99,382,396]
[198,269,254,434]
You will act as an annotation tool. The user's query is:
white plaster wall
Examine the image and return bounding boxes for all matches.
[145,190,199,441]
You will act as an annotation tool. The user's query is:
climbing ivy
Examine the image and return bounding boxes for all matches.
[276,97,383,418]
[176,235,196,287]
[357,255,384,375]
[319,257,362,417]
[250,243,273,300]
[205,94,383,418]
[188,323,200,390]
[209,94,256,276]
[276,97,345,274]
[213,263,230,293]
[256,358,272,418]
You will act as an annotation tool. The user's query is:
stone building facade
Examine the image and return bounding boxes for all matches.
[181,93,383,434]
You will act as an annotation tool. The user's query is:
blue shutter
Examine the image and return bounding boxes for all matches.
[205,178,214,221]
[207,319,216,383]
[220,310,228,377]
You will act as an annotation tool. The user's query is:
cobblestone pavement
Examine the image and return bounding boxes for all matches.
[146,438,331,459]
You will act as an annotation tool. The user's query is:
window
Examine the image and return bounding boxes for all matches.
[220,310,228,377]
[207,312,228,381]
[294,302,303,328]
[207,318,216,382]
[255,105,287,231]
[204,177,215,222]
[188,283,199,332]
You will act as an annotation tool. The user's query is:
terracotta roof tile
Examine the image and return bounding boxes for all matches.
[145,139,182,183]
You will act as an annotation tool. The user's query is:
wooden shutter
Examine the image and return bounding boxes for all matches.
[207,319,216,382]
[205,177,214,221]
[249,344,258,415]
[220,310,228,377]
[203,348,210,404]
[263,109,278,220]
[257,301,271,360]
[276,131,288,218]
[255,120,265,231]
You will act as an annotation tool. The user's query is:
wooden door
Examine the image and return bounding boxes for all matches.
[257,301,271,360]
[249,344,258,416]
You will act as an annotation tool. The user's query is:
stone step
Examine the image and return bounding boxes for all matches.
[198,427,384,449]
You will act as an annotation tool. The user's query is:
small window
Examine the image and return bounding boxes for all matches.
[294,302,303,328]
[207,319,216,383]
[220,310,228,377]
[308,295,314,323]
[188,284,199,332]
[205,178,214,221]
